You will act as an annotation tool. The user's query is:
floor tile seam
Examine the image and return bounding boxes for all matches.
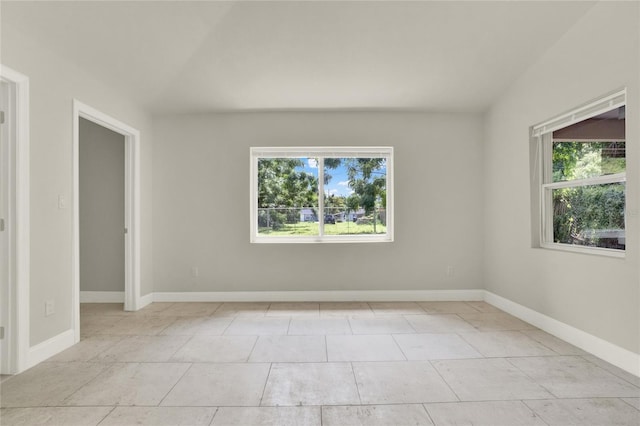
[514,330,566,356]
[419,402,438,426]
[165,334,200,363]
[52,362,114,407]
[388,334,409,361]
[157,362,195,407]
[205,406,219,426]
[578,355,640,388]
[519,399,554,426]
[427,359,462,403]
[257,363,274,407]
[502,357,560,399]
[348,362,362,406]
[620,397,640,412]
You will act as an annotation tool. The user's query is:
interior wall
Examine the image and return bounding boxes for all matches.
[152,112,484,293]
[0,24,154,346]
[484,2,640,354]
[79,118,125,293]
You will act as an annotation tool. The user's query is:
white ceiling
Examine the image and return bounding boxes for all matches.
[2,1,596,114]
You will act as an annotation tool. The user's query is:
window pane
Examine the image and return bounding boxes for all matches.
[552,182,625,250]
[323,157,387,235]
[552,141,625,182]
[257,157,319,236]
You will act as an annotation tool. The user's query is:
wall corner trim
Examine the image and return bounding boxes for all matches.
[26,329,75,370]
[484,290,640,377]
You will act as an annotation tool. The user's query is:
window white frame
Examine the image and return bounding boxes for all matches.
[531,89,626,258]
[250,146,394,243]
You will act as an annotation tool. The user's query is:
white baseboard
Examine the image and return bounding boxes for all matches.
[138,293,153,309]
[484,291,640,377]
[151,289,485,303]
[80,291,124,303]
[26,329,75,370]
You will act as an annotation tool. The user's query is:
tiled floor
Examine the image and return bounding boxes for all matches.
[1,301,639,425]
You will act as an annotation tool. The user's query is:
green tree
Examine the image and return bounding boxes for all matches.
[258,158,318,229]
[344,158,386,233]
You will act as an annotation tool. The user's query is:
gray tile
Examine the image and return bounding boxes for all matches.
[0,362,108,407]
[458,313,535,331]
[46,335,123,362]
[100,407,216,426]
[0,407,113,426]
[80,303,126,316]
[417,301,480,314]
[320,302,375,318]
[93,335,190,362]
[159,316,233,335]
[520,329,587,355]
[465,301,502,312]
[212,302,270,317]
[524,398,640,425]
[171,335,257,362]
[459,331,556,357]
[211,407,321,426]
[327,335,405,361]
[623,398,640,410]
[369,302,426,316]
[581,354,640,387]
[394,333,482,360]
[162,363,270,406]
[135,302,175,314]
[349,317,415,334]
[80,315,126,336]
[64,362,189,406]
[508,356,640,398]
[224,317,290,335]
[322,404,433,426]
[160,302,221,316]
[248,335,326,362]
[266,302,319,317]
[353,361,458,404]
[426,401,546,426]
[261,362,360,406]
[106,315,179,335]
[405,314,476,333]
[432,358,553,401]
[288,318,351,335]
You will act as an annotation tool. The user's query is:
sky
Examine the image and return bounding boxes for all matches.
[296,157,386,198]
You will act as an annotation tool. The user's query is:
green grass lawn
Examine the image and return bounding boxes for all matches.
[258,221,386,236]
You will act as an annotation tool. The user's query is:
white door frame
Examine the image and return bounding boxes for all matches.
[0,65,30,374]
[72,100,141,341]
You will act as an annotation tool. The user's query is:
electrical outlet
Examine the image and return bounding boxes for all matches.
[191,267,199,277]
[45,300,55,316]
[57,195,67,209]
[446,265,455,278]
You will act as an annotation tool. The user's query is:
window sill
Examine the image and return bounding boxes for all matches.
[539,242,625,259]
[251,235,393,244]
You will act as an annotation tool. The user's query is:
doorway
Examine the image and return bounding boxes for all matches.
[79,118,126,303]
[72,101,141,343]
[0,65,30,375]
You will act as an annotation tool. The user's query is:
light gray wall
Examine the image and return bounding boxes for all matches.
[79,118,125,292]
[153,112,484,292]
[484,2,639,354]
[1,22,154,346]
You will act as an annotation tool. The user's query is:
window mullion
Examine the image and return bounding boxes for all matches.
[318,157,325,238]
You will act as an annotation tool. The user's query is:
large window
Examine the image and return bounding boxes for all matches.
[532,90,626,256]
[250,147,393,243]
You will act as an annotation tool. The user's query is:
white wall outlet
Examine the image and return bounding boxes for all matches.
[191,267,199,277]
[446,265,455,278]
[45,300,55,316]
[57,194,67,209]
